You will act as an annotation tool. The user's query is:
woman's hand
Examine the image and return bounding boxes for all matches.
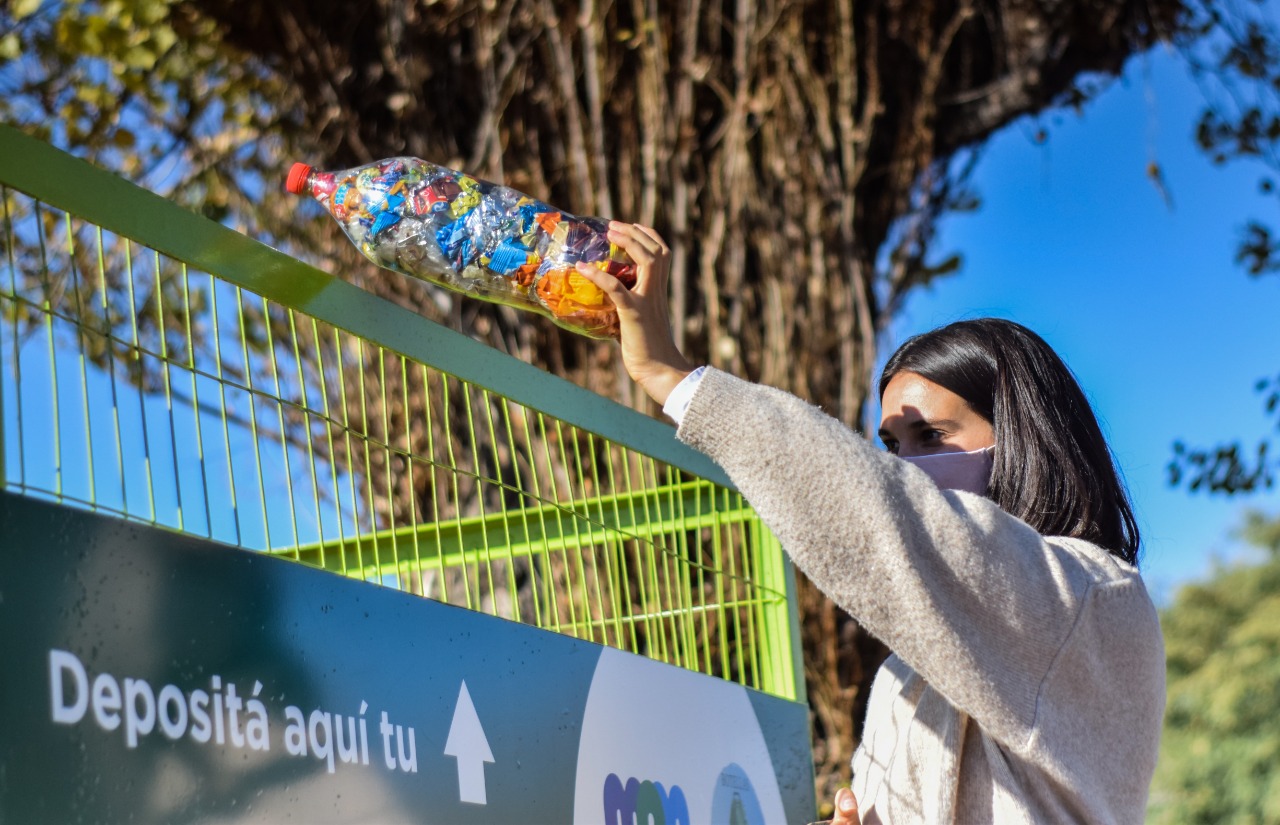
[831,787,860,825]
[575,222,693,405]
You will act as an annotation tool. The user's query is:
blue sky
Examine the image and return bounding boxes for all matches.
[886,46,1279,603]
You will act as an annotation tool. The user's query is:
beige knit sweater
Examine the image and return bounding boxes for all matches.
[677,369,1165,824]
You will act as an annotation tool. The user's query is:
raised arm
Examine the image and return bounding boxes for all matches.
[677,366,1155,750]
[584,224,1152,752]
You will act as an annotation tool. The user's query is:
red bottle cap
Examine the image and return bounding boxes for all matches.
[285,162,313,195]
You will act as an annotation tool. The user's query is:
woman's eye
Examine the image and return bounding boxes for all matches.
[882,439,899,454]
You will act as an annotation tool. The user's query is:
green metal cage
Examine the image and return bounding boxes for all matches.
[0,125,803,702]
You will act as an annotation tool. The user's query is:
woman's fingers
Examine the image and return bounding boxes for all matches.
[831,788,860,825]
[575,220,669,311]
[607,221,670,294]
[578,222,691,405]
[607,220,666,252]
[609,220,669,256]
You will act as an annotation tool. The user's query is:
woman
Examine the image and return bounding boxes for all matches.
[577,223,1166,824]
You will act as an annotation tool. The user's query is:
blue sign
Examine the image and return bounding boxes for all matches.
[0,492,815,822]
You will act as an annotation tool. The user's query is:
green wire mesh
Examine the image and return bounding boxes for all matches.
[0,140,799,701]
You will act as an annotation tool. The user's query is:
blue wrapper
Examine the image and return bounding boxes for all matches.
[436,218,476,268]
[486,238,534,276]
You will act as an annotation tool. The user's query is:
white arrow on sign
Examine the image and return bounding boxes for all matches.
[444,680,494,805]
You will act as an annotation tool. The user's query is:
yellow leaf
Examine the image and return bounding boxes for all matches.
[76,84,107,105]
[135,0,171,26]
[150,25,176,56]
[123,45,156,70]
[11,0,44,21]
[0,33,20,61]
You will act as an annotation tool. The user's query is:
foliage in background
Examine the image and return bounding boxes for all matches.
[1,0,295,221]
[1148,510,1280,824]
[1167,0,1280,496]
[1170,373,1279,494]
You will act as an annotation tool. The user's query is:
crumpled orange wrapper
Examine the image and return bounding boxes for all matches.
[536,265,621,336]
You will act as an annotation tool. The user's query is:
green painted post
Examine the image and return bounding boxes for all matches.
[751,517,806,703]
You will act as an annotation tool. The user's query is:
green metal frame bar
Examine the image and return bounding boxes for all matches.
[280,479,764,578]
[0,125,805,701]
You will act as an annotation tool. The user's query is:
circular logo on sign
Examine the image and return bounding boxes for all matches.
[572,648,787,824]
[710,762,766,825]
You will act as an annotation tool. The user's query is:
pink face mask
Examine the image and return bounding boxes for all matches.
[900,445,995,495]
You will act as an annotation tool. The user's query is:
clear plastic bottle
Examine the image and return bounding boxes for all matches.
[286,158,636,339]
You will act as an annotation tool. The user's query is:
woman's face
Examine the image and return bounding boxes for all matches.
[878,371,995,458]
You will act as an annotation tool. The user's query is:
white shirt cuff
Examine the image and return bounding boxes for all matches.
[661,366,707,425]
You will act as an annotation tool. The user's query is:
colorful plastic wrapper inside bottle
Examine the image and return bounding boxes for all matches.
[287,158,637,339]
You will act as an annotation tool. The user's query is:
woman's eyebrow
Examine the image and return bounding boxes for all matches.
[879,416,962,441]
[902,417,963,433]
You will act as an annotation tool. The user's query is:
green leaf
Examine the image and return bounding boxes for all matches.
[1153,513,1280,822]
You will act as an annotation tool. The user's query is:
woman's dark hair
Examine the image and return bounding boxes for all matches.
[879,318,1141,565]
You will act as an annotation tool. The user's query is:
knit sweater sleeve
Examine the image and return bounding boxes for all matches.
[677,368,1139,750]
